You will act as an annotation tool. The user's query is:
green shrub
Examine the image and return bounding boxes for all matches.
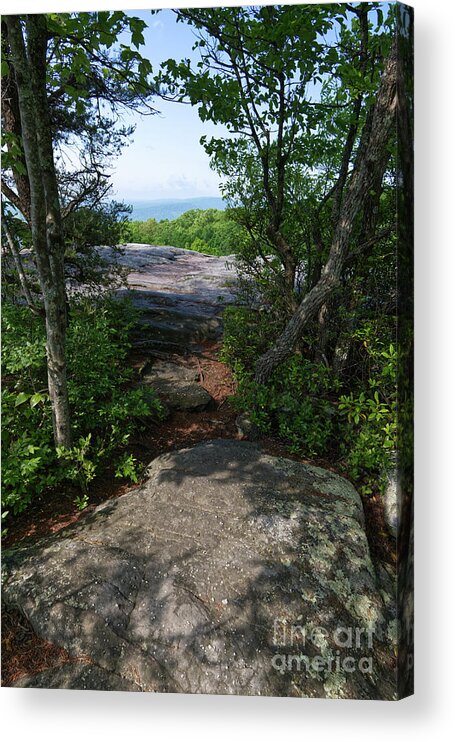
[1,388,56,517]
[338,330,397,494]
[1,296,164,526]
[60,201,132,294]
[221,304,286,371]
[232,355,341,457]
[223,308,397,495]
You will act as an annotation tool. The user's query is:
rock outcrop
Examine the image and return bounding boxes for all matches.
[2,440,397,698]
[98,244,238,354]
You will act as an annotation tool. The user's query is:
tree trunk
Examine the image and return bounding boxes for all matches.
[1,212,39,314]
[255,39,398,384]
[314,301,331,367]
[265,223,298,309]
[1,20,32,224]
[5,15,72,448]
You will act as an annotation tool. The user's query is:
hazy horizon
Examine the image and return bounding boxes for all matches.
[109,9,229,202]
[126,195,225,222]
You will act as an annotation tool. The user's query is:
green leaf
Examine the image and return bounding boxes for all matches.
[131,29,144,48]
[30,393,46,408]
[15,392,31,407]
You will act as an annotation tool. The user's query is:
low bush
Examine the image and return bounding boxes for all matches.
[338,328,397,495]
[223,307,397,494]
[231,355,340,457]
[221,305,281,370]
[1,296,164,528]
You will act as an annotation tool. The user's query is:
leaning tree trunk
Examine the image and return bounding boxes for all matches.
[5,15,72,448]
[255,39,398,384]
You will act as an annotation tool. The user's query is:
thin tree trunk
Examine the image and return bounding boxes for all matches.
[1,214,40,314]
[255,39,398,384]
[5,15,72,447]
[331,4,369,227]
[314,301,331,367]
[265,223,298,309]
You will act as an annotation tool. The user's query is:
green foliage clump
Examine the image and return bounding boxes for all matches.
[223,306,339,456]
[223,307,397,494]
[64,202,131,254]
[124,208,245,256]
[338,327,397,495]
[2,304,53,519]
[1,297,164,526]
[221,305,283,370]
[232,356,340,457]
[63,201,132,292]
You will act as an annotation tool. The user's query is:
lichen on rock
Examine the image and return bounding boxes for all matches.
[2,440,397,698]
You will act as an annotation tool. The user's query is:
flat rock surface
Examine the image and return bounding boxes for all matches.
[98,244,238,354]
[2,440,396,698]
[141,361,200,384]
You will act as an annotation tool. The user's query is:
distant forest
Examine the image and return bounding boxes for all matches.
[124,208,243,255]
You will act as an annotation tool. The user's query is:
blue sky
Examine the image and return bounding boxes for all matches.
[111,9,227,202]
[2,2,390,205]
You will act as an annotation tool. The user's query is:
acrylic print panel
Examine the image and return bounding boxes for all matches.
[1,2,413,700]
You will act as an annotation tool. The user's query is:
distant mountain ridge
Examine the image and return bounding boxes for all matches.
[127,197,225,222]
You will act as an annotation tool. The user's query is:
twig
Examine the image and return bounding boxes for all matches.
[195,356,205,383]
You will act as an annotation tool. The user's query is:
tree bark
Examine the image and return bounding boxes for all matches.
[255,39,398,384]
[1,20,32,224]
[5,15,72,447]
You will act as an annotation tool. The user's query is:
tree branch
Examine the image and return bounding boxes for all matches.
[1,178,30,223]
[255,39,398,382]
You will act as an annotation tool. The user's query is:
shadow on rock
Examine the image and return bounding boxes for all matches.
[2,440,397,698]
